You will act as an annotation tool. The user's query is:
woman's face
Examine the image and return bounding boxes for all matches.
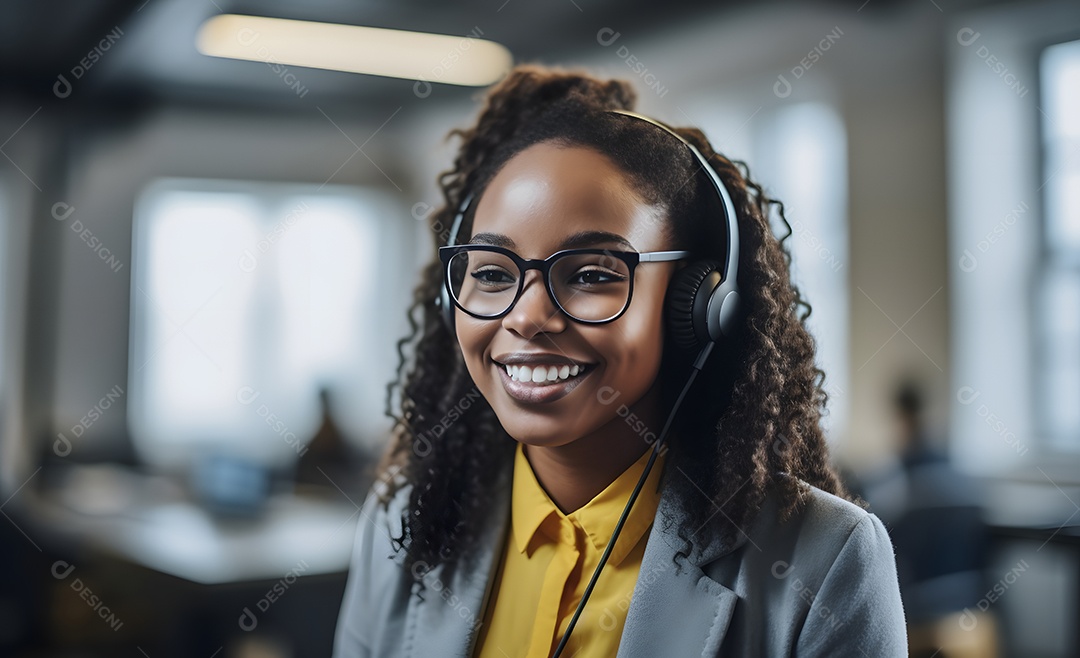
[454,141,679,448]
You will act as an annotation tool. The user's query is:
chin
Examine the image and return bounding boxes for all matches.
[495,414,575,447]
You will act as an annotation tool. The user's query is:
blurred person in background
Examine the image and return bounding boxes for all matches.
[862,378,993,657]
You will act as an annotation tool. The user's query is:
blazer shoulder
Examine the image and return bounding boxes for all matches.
[763,478,898,583]
[765,479,908,656]
[799,479,874,531]
[740,478,884,558]
[333,479,415,658]
[687,477,907,656]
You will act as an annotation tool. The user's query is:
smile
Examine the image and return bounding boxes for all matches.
[503,363,587,383]
[492,359,596,404]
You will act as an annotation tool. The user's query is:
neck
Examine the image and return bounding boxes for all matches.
[523,381,666,514]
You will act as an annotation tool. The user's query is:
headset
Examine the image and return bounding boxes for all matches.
[433,109,745,656]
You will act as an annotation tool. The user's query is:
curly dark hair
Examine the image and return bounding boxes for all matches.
[376,63,850,583]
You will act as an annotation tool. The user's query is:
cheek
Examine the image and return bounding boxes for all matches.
[454,316,497,381]
[603,282,669,374]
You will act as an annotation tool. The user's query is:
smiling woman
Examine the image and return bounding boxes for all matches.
[333,64,907,657]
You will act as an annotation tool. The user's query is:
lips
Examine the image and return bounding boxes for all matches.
[492,358,597,404]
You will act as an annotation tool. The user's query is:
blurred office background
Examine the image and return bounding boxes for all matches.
[0,0,1077,656]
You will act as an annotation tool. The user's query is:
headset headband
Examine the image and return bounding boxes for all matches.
[605,109,740,306]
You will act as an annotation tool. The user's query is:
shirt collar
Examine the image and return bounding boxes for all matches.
[510,440,667,568]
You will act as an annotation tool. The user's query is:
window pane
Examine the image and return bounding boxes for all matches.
[753,102,849,441]
[133,191,261,444]
[1041,39,1080,254]
[277,197,374,383]
[130,181,385,468]
[1046,171,1080,256]
[1038,38,1080,449]
[1039,269,1080,447]
[1041,39,1080,140]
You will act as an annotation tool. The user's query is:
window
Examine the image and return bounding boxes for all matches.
[753,102,850,442]
[129,179,398,469]
[948,7,1080,471]
[0,181,6,407]
[1037,38,1080,450]
[0,179,6,412]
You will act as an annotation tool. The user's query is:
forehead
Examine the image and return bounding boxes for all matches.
[468,142,667,258]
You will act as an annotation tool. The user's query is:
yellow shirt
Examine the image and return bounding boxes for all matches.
[473,442,666,658]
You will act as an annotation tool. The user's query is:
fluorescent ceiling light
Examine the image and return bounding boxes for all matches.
[196,14,512,86]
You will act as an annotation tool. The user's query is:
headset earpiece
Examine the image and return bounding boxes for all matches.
[665,259,743,356]
[438,281,455,335]
[666,260,720,354]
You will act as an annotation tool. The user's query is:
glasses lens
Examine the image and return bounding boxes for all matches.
[447,249,520,317]
[550,252,631,322]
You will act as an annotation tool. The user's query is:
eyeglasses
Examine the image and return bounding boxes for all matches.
[438,244,691,324]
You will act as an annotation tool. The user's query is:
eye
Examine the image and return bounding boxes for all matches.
[471,267,516,288]
[569,268,627,286]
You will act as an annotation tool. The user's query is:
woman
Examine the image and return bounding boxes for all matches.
[334,64,907,657]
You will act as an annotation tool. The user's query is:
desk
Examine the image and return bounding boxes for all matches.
[32,463,361,585]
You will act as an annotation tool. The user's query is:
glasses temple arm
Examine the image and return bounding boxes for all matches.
[636,250,691,262]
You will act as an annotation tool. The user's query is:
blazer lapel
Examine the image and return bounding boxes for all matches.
[617,486,743,658]
[406,473,513,658]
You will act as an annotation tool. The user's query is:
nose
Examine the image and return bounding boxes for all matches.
[501,270,567,338]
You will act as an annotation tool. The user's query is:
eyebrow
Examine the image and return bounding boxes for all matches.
[467,230,636,251]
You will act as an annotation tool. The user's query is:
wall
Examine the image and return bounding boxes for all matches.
[41,103,420,464]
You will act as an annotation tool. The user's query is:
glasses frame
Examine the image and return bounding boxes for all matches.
[438,244,691,325]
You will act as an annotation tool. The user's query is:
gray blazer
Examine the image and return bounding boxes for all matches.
[333,471,907,657]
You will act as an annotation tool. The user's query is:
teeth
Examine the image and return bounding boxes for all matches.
[503,362,588,384]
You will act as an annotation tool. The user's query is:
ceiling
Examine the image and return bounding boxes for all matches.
[0,0,932,113]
